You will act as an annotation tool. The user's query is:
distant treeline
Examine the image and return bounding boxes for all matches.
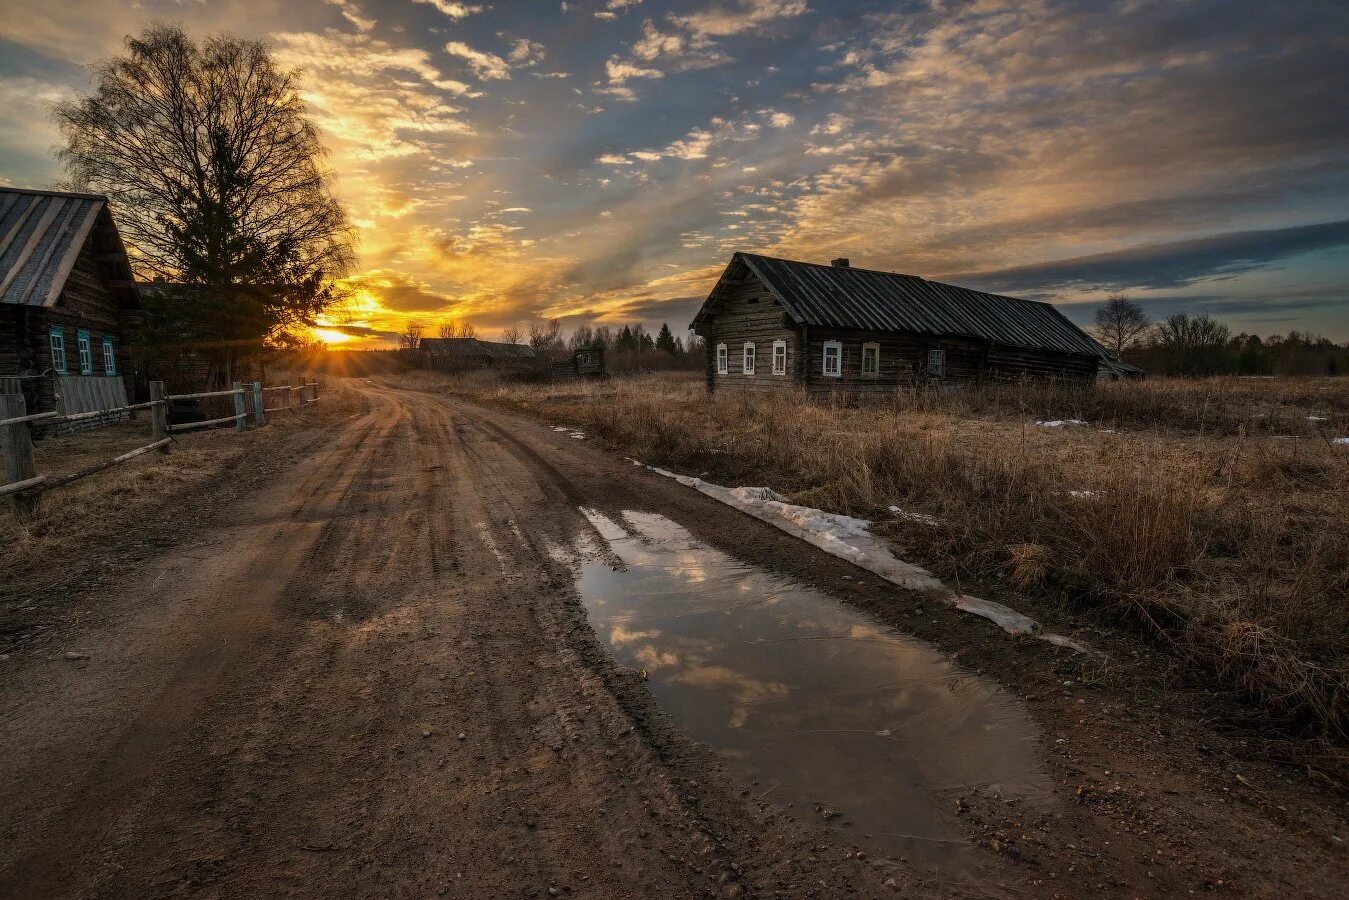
[1125,322,1348,377]
[1093,297,1347,377]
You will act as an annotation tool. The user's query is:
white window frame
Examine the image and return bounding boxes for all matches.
[716,343,728,375]
[102,337,116,375]
[822,340,842,377]
[927,348,946,377]
[742,342,755,375]
[771,340,787,375]
[861,342,880,377]
[76,330,93,375]
[48,328,67,374]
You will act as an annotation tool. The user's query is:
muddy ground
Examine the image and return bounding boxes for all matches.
[0,380,1344,898]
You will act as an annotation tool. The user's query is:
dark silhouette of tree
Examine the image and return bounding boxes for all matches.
[399,321,424,350]
[1092,295,1150,357]
[500,324,524,345]
[529,318,563,354]
[54,24,354,376]
[437,320,477,339]
[1153,313,1232,376]
[655,323,677,355]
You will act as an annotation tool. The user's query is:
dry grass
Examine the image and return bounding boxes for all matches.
[418,369,1349,742]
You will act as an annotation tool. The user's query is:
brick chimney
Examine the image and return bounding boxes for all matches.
[831,257,850,268]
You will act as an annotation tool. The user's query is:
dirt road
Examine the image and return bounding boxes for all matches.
[0,381,1343,899]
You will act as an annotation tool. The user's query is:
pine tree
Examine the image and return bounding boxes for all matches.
[655,323,677,355]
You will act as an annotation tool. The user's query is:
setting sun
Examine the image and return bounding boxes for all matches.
[311,327,355,346]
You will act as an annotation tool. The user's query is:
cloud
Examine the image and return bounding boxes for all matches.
[445,41,513,80]
[324,0,375,32]
[671,0,810,38]
[412,0,484,19]
[956,220,1349,295]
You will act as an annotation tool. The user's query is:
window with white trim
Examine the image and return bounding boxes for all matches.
[771,340,787,375]
[927,348,946,377]
[76,330,93,375]
[102,337,116,375]
[48,328,67,374]
[861,342,880,376]
[822,340,842,377]
[716,343,728,375]
[742,342,756,375]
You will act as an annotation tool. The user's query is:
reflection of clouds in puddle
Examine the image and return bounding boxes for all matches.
[634,645,679,669]
[610,624,662,645]
[670,664,791,727]
[574,506,1052,872]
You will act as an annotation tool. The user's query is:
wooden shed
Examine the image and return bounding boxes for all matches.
[0,188,140,416]
[690,253,1103,395]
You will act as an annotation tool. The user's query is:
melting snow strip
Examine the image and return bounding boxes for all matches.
[1035,419,1089,428]
[639,464,1099,656]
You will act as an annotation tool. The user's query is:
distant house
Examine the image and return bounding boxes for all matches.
[420,337,536,373]
[690,252,1104,395]
[551,345,607,380]
[0,187,141,416]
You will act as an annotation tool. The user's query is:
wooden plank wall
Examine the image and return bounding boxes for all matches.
[698,277,799,393]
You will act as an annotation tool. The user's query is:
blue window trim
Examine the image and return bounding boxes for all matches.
[76,329,93,375]
[102,336,117,376]
[48,327,67,374]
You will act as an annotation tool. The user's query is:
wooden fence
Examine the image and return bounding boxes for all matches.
[0,376,320,520]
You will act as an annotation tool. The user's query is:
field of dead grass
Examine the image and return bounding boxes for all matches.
[414,369,1349,744]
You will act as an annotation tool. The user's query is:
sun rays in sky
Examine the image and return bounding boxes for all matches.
[1,0,1346,347]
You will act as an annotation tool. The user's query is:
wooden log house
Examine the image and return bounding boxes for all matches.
[690,252,1105,396]
[0,188,141,420]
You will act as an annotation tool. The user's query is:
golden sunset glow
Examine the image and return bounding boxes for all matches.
[0,1,1344,345]
[311,328,356,346]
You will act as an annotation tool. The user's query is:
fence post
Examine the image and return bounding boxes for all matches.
[313,376,321,401]
[232,381,246,432]
[149,381,169,453]
[301,372,311,407]
[282,378,291,412]
[252,382,266,426]
[0,394,39,521]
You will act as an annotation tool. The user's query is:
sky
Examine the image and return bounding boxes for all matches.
[1,0,1347,347]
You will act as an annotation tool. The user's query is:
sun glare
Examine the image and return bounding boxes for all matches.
[312,327,354,345]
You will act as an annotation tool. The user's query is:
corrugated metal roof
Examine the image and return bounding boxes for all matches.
[422,337,536,359]
[696,252,1103,358]
[0,188,107,308]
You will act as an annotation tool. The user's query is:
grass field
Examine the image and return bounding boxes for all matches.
[422,369,1349,743]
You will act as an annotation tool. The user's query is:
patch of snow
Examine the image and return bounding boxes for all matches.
[570,431,586,439]
[644,466,1105,654]
[551,426,569,432]
[1098,429,1117,434]
[953,596,1039,636]
[1307,416,1327,422]
[1035,419,1089,428]
[1066,489,1100,499]
[887,505,943,527]
[1039,633,1107,658]
[1334,437,1349,445]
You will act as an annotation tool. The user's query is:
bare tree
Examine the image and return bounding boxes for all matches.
[1092,295,1150,357]
[1152,313,1232,377]
[529,318,563,353]
[400,321,425,350]
[54,24,355,364]
[500,324,524,345]
[437,320,478,339]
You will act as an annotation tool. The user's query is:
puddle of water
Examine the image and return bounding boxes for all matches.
[575,508,1052,873]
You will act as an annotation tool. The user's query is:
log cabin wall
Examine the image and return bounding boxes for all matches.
[13,242,130,414]
[699,276,800,394]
